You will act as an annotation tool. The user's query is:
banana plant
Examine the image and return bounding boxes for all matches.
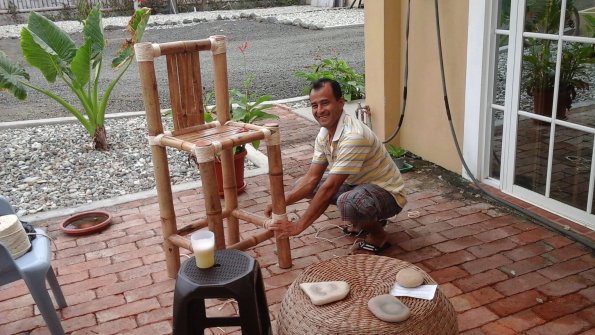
[0,6,151,150]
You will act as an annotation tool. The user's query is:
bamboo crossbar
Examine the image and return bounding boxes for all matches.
[157,40,212,56]
[225,121,271,133]
[177,127,262,144]
[168,234,193,252]
[216,132,266,151]
[231,209,267,227]
[176,218,209,236]
[177,207,234,237]
[227,230,275,251]
[170,122,220,137]
[158,136,207,152]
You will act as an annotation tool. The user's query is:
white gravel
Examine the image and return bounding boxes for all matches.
[0,4,362,215]
[0,115,258,216]
[0,5,363,39]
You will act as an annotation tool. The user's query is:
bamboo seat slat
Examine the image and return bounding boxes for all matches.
[158,124,266,153]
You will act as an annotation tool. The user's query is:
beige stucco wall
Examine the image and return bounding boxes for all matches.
[365,1,469,173]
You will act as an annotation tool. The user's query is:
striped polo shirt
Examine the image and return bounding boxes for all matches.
[312,113,407,208]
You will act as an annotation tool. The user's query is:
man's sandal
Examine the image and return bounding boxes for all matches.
[339,220,388,237]
[356,241,392,254]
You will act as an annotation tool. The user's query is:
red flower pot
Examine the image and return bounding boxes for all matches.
[214,148,247,197]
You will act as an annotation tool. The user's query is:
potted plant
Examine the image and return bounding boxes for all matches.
[386,144,413,173]
[522,0,594,120]
[204,76,279,195]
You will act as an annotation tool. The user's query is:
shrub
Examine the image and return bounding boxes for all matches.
[295,53,365,101]
[105,0,134,17]
[75,0,93,22]
[7,0,22,24]
[0,7,151,150]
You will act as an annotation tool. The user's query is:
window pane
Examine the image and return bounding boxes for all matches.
[525,0,562,34]
[575,6,595,37]
[550,126,593,211]
[520,38,561,119]
[490,109,504,179]
[560,41,595,128]
[514,115,551,195]
[493,35,508,106]
[565,1,595,37]
[497,0,511,30]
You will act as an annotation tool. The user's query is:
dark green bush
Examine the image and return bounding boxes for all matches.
[295,56,365,101]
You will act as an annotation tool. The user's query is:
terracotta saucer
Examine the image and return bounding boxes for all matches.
[60,210,112,236]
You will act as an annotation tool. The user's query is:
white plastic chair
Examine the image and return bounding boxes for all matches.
[0,196,67,335]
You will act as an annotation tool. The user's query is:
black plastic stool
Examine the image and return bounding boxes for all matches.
[173,249,271,335]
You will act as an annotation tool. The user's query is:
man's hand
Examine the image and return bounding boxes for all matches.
[264,204,273,218]
[269,219,302,239]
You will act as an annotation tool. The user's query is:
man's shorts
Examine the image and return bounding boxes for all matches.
[312,176,402,224]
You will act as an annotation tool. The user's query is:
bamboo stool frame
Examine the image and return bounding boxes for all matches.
[135,36,292,278]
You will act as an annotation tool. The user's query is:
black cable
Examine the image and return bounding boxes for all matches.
[383,0,411,144]
[432,0,594,250]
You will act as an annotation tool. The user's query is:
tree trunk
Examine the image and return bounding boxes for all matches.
[93,126,108,150]
[200,0,207,11]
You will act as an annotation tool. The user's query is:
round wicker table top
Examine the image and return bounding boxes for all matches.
[277,255,458,335]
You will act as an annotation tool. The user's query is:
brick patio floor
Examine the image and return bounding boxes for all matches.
[1,107,594,335]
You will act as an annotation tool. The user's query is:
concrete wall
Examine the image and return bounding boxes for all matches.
[365,0,469,173]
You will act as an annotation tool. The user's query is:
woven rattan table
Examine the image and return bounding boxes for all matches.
[277,255,458,335]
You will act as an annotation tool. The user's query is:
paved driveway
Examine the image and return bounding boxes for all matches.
[0,20,364,121]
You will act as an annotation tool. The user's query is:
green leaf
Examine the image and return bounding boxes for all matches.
[204,111,214,122]
[232,106,247,121]
[128,7,151,43]
[20,27,61,82]
[27,12,76,64]
[112,7,151,69]
[110,48,132,69]
[0,51,30,100]
[71,39,92,88]
[83,6,105,63]
[253,94,272,106]
[252,110,278,122]
[386,144,407,158]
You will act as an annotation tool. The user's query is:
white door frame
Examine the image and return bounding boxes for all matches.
[463,0,595,229]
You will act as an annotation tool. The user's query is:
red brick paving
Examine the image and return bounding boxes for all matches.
[0,106,593,334]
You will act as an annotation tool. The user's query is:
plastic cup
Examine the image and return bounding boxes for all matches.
[190,230,215,269]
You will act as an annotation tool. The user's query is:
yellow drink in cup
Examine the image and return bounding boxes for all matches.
[191,231,215,269]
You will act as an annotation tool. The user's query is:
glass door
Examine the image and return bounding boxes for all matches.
[492,0,595,228]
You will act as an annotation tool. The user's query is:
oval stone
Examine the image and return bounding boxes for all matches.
[396,268,424,288]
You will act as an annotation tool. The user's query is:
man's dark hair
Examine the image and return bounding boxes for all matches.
[310,78,343,100]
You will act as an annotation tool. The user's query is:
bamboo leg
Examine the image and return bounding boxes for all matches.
[266,124,292,269]
[220,147,240,245]
[151,146,180,276]
[136,45,181,278]
[210,35,240,245]
[197,146,226,250]
[210,35,229,124]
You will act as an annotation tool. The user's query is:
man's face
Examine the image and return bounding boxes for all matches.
[310,83,345,131]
